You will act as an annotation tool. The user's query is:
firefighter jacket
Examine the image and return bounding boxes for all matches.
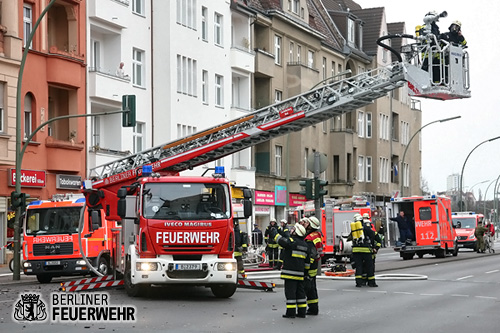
[305,231,324,277]
[272,230,309,281]
[264,224,279,249]
[278,225,290,249]
[351,223,381,254]
[234,228,248,257]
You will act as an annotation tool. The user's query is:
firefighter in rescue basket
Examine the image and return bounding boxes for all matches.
[348,213,381,287]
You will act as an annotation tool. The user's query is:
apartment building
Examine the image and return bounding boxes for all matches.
[87,0,152,173]
[0,0,87,264]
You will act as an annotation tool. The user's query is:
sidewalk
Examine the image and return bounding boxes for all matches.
[0,263,38,285]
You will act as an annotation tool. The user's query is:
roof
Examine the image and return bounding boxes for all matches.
[351,7,385,56]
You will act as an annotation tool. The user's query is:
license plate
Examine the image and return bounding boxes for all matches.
[45,261,61,266]
[458,244,464,248]
[175,264,201,270]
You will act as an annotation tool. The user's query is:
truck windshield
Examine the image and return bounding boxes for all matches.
[25,207,83,235]
[452,217,476,229]
[143,182,231,220]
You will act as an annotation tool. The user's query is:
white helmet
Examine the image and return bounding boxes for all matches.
[293,223,307,237]
[354,213,363,222]
[280,219,287,224]
[363,213,370,219]
[270,218,277,223]
[452,20,462,27]
[309,216,320,229]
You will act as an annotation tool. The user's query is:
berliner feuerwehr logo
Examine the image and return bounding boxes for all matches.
[13,293,48,322]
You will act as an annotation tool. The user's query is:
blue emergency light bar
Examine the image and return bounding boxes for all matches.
[142,165,153,177]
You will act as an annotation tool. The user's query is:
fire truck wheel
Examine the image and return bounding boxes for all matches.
[97,256,112,276]
[210,283,237,298]
[417,252,424,259]
[36,274,53,284]
[124,261,149,297]
[435,248,446,258]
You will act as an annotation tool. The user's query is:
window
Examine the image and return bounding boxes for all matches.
[366,156,372,182]
[401,121,410,145]
[92,116,100,147]
[331,61,335,78]
[357,111,364,138]
[214,13,223,46]
[322,57,327,80]
[176,55,197,96]
[132,0,145,15]
[201,7,208,41]
[90,40,100,71]
[0,83,4,133]
[366,112,372,138]
[133,49,145,87]
[379,113,390,140]
[304,148,309,177]
[297,45,301,64]
[177,123,197,138]
[379,157,389,183]
[403,163,410,188]
[358,156,365,182]
[307,50,314,68]
[274,35,282,65]
[322,121,327,133]
[347,18,355,46]
[23,4,32,48]
[202,70,208,103]
[215,74,223,106]
[176,0,196,29]
[275,90,282,103]
[292,0,299,14]
[133,122,144,153]
[289,42,294,62]
[275,145,283,176]
[24,94,32,140]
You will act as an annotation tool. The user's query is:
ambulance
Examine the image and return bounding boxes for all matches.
[451,212,484,250]
[387,195,458,260]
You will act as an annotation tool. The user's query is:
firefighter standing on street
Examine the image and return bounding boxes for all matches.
[270,223,310,318]
[349,213,380,287]
[264,218,280,268]
[360,213,381,285]
[234,222,248,278]
[276,219,290,270]
[302,216,324,316]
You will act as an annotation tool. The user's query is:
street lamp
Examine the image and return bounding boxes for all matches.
[12,0,56,280]
[459,136,500,211]
[483,178,498,216]
[465,180,489,211]
[400,116,461,197]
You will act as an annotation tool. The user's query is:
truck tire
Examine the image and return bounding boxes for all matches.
[435,248,446,258]
[124,261,149,297]
[210,283,237,298]
[36,274,53,284]
[97,256,112,276]
[417,252,424,259]
[402,252,414,260]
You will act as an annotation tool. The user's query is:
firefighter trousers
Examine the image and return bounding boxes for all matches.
[267,246,279,268]
[353,252,375,286]
[284,279,307,317]
[304,276,319,314]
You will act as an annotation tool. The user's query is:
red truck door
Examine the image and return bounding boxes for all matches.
[413,200,440,246]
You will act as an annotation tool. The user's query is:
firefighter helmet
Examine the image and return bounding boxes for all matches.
[293,223,307,237]
[452,20,462,27]
[270,218,277,223]
[309,216,320,229]
[280,219,287,224]
[363,213,370,219]
[354,214,363,222]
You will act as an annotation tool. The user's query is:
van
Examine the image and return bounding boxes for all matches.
[451,212,484,250]
[386,195,458,260]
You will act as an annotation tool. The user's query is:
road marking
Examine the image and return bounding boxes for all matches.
[0,299,16,304]
[394,291,413,295]
[456,275,473,281]
[367,290,387,294]
[451,294,469,297]
[485,270,499,274]
[0,273,13,277]
[420,293,443,296]
[475,296,497,300]
[341,289,361,292]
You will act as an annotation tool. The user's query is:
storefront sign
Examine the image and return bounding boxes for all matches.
[56,174,82,190]
[275,186,286,206]
[255,191,275,205]
[9,169,46,188]
[289,193,306,206]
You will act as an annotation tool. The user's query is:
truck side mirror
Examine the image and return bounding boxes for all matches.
[243,199,252,218]
[243,188,252,199]
[117,187,128,218]
[91,210,101,231]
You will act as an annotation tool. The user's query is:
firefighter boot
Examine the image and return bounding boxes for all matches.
[297,306,307,318]
[306,303,319,316]
[282,307,296,318]
[368,280,378,288]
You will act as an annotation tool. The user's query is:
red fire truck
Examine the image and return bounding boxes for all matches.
[79,24,470,296]
[22,194,117,283]
[387,195,458,260]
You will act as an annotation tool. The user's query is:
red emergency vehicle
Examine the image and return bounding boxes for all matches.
[22,194,117,283]
[451,212,484,250]
[387,195,458,260]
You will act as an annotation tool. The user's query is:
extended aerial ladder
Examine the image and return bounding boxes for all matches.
[83,22,471,220]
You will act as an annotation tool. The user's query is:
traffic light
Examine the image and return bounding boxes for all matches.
[315,179,328,198]
[299,179,314,200]
[20,192,30,210]
[122,95,136,127]
[10,191,21,209]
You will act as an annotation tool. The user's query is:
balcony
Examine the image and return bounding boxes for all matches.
[88,0,129,28]
[254,49,274,78]
[88,68,130,103]
[286,62,319,96]
[230,46,255,73]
